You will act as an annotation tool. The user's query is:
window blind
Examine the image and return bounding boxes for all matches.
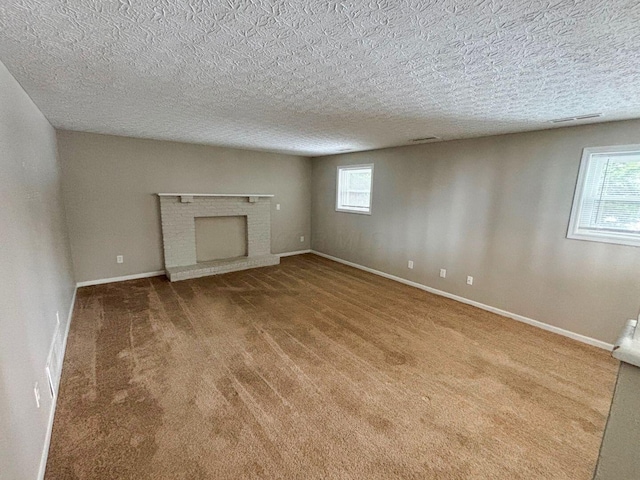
[336,165,373,213]
[577,152,640,235]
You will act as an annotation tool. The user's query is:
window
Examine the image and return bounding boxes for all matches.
[336,164,373,214]
[568,145,640,247]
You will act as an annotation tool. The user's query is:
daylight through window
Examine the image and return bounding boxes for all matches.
[336,164,373,214]
[568,146,640,247]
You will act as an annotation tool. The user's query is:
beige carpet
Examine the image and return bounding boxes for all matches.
[46,254,617,479]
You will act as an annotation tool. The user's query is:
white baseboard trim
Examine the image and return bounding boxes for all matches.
[76,253,313,287]
[38,285,77,480]
[77,270,165,287]
[310,250,613,351]
[75,254,315,286]
[277,249,311,258]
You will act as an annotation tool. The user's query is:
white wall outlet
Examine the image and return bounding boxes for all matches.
[116,255,124,264]
[56,311,60,326]
[408,260,414,269]
[466,276,474,285]
[276,203,281,210]
[34,382,41,408]
[300,236,305,243]
[440,268,446,278]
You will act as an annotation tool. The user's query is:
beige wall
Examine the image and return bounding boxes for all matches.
[57,131,312,283]
[311,120,640,344]
[594,362,640,479]
[0,62,75,479]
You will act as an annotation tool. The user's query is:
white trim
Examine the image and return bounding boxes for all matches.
[567,145,640,248]
[277,249,311,257]
[335,207,372,215]
[77,270,165,287]
[336,163,374,215]
[75,255,317,286]
[157,193,274,197]
[38,286,77,480]
[310,251,613,351]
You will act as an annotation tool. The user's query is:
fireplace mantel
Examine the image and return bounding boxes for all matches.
[158,194,279,281]
[157,193,274,197]
[158,193,275,204]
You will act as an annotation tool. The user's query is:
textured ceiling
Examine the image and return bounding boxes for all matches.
[1,0,639,156]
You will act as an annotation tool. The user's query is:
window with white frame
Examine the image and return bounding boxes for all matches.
[568,145,640,247]
[336,164,373,214]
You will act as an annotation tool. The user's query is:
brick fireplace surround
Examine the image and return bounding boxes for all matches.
[158,194,280,281]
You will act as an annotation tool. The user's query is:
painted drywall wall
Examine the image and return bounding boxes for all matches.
[0,61,75,479]
[57,131,312,283]
[311,120,640,345]
[594,362,640,479]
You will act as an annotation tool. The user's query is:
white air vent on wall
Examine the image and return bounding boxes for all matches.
[46,318,65,398]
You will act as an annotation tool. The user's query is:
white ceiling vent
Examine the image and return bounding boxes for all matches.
[0,1,635,156]
[549,113,603,124]
[411,136,440,143]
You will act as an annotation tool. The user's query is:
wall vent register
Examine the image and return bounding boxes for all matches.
[568,145,640,247]
[336,164,373,214]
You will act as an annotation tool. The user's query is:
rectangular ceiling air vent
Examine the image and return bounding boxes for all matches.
[549,113,603,124]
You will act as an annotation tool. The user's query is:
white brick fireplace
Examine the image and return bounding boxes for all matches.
[158,194,279,281]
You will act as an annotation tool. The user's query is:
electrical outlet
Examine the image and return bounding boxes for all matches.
[276,203,281,210]
[440,269,446,278]
[466,276,474,285]
[34,382,41,408]
[116,255,124,264]
[300,236,305,243]
[408,260,414,269]
[56,311,60,326]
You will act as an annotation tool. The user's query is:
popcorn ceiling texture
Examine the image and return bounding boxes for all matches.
[1,0,639,155]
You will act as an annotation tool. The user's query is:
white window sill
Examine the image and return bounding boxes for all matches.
[567,231,640,248]
[335,208,371,215]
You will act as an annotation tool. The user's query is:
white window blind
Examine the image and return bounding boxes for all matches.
[568,146,640,247]
[336,164,373,214]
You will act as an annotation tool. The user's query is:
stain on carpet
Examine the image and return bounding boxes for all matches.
[45,254,617,479]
